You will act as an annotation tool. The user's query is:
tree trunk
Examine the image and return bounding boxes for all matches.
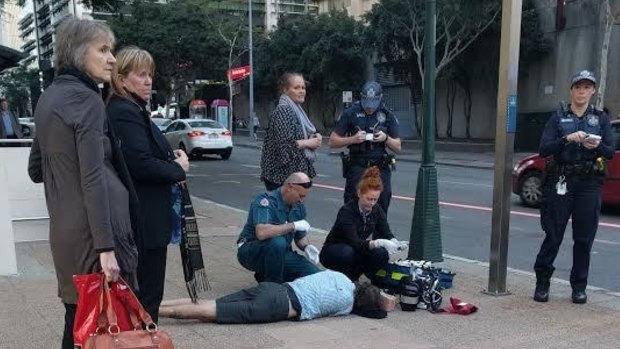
[596,0,612,109]
[445,79,457,138]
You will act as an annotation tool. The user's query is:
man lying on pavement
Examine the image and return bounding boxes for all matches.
[159,270,395,323]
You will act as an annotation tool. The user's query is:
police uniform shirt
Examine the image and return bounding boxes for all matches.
[539,106,614,163]
[238,189,307,244]
[333,102,400,158]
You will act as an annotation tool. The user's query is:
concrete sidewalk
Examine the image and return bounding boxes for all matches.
[232,131,534,170]
[3,197,620,349]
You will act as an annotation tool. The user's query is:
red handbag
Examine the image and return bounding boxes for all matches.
[73,274,134,347]
[83,278,174,349]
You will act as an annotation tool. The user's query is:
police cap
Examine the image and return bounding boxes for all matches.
[570,70,596,87]
[360,81,383,110]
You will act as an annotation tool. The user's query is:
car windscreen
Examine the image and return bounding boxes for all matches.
[152,118,171,126]
[189,120,223,129]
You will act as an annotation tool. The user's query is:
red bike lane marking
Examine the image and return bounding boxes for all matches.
[313,183,620,230]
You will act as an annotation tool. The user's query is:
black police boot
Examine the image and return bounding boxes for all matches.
[533,283,550,302]
[571,290,587,304]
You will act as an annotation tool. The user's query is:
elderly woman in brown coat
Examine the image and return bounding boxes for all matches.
[27,18,139,349]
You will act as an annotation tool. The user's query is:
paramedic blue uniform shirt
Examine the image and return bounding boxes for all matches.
[238,189,307,245]
[237,188,320,283]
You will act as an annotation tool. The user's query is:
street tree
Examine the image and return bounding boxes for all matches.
[596,0,615,110]
[108,0,229,112]
[0,66,41,117]
[444,0,550,138]
[364,0,500,136]
[255,11,367,129]
[202,6,248,124]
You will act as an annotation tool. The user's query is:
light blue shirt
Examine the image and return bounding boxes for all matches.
[287,270,355,320]
[1,111,14,136]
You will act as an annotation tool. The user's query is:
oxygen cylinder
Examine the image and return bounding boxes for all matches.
[399,276,420,311]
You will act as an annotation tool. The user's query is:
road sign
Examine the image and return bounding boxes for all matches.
[227,65,251,81]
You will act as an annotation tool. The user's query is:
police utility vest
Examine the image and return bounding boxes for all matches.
[344,103,393,159]
[556,106,603,164]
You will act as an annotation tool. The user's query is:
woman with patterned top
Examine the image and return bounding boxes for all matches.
[159,270,393,323]
[260,72,322,190]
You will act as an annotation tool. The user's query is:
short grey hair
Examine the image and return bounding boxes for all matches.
[54,17,115,73]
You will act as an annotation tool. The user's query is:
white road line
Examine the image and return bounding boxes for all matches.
[594,239,620,245]
[213,180,242,184]
[241,164,261,169]
[439,180,493,188]
[312,183,620,230]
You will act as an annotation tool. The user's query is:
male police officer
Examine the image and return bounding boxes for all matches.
[237,172,321,284]
[329,81,401,215]
[534,70,614,304]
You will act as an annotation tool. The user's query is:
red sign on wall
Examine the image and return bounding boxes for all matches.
[227,65,252,81]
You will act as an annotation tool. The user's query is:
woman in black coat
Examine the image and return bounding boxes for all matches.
[319,167,408,283]
[106,46,189,323]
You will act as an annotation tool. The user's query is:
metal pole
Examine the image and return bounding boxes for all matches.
[409,0,443,262]
[484,0,523,296]
[248,0,255,139]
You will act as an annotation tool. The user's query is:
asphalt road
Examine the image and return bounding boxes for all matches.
[186,146,620,292]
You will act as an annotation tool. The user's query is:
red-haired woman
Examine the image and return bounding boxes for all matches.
[319,167,408,282]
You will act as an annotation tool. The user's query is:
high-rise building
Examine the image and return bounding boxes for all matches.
[0,1,24,71]
[0,1,22,50]
[20,0,90,85]
[208,0,319,31]
[18,11,37,68]
[316,0,377,19]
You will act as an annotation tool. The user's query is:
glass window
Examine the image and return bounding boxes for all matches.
[189,120,223,129]
[175,122,187,131]
[164,122,177,133]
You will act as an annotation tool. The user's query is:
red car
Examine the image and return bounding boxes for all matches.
[512,119,620,207]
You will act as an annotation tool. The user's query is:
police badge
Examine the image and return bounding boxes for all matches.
[587,114,599,127]
[377,112,386,124]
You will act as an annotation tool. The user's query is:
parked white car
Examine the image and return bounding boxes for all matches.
[163,119,233,160]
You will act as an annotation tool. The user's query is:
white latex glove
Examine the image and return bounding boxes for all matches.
[304,244,320,265]
[293,219,311,232]
[374,239,399,254]
[391,238,409,251]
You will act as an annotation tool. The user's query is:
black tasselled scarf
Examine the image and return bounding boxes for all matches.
[179,182,210,302]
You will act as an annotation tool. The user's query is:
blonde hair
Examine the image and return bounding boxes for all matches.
[110,46,155,101]
[278,72,305,94]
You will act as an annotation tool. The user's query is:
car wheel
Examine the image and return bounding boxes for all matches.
[220,149,232,160]
[519,171,542,207]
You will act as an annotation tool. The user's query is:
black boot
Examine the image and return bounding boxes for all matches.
[571,290,587,304]
[533,281,550,302]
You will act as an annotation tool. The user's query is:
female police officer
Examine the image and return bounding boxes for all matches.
[533,70,614,304]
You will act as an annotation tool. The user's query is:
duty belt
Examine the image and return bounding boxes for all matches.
[559,162,594,176]
[350,155,389,168]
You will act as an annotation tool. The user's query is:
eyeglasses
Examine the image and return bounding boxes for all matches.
[291,181,313,189]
